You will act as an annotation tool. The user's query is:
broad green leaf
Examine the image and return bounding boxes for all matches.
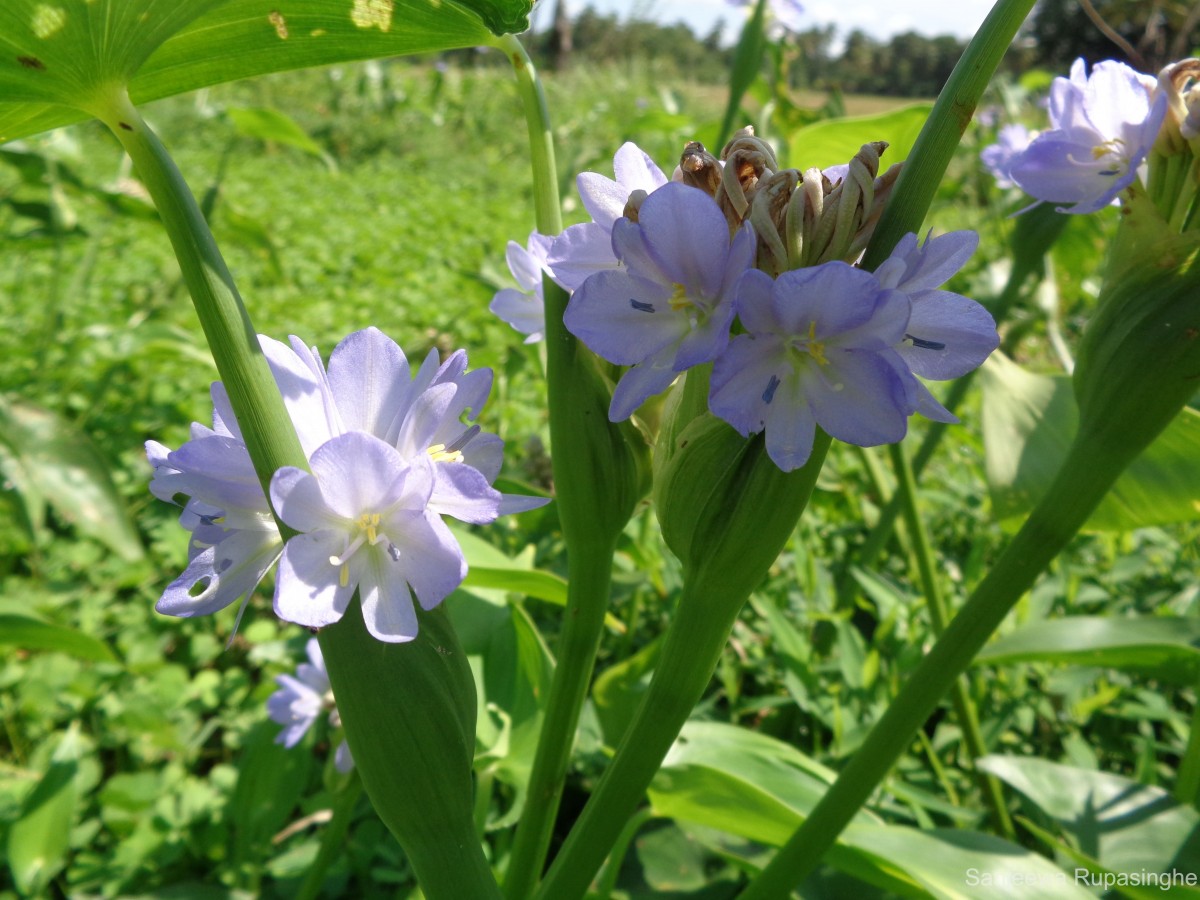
[978,755,1200,881]
[981,353,1200,531]
[7,726,82,897]
[651,723,1087,898]
[975,616,1200,682]
[788,103,933,171]
[0,396,144,561]
[0,0,531,145]
[0,612,117,662]
[229,720,313,863]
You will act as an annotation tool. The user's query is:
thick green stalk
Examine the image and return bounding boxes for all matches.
[91,88,307,505]
[532,580,763,900]
[535,433,832,900]
[499,35,641,897]
[889,442,1014,840]
[739,431,1128,898]
[503,535,618,897]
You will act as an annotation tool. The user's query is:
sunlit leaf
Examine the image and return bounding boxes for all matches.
[975,616,1200,682]
[788,103,933,171]
[650,722,1089,898]
[0,0,532,145]
[0,396,144,561]
[6,726,82,897]
[979,755,1200,881]
[0,611,117,662]
[981,353,1200,530]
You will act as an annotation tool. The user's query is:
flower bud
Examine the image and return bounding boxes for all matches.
[678,141,723,196]
[653,411,829,596]
[1073,195,1200,468]
[713,127,779,230]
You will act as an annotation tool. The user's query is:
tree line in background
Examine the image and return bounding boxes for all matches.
[510,0,1198,97]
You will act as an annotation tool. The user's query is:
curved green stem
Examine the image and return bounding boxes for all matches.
[738,432,1128,898]
[92,88,307,509]
[860,0,1039,269]
[889,442,1015,840]
[500,34,562,235]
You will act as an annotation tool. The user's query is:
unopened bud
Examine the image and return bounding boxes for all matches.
[1074,194,1200,468]
[678,141,723,196]
[713,127,779,230]
[623,189,648,223]
[1155,58,1200,152]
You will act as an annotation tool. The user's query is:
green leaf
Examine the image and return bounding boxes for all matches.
[978,755,1200,882]
[225,106,334,170]
[980,353,1200,531]
[0,396,145,561]
[0,611,117,662]
[975,616,1200,682]
[651,723,1089,898]
[0,0,532,145]
[787,103,933,171]
[7,726,82,897]
[229,720,313,863]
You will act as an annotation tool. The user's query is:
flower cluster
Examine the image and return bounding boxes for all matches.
[492,133,997,471]
[148,327,547,642]
[267,638,353,772]
[985,58,1167,213]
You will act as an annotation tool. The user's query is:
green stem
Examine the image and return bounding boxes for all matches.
[91,88,308,508]
[503,537,619,898]
[860,0,1039,269]
[532,581,757,900]
[1174,691,1200,808]
[499,34,641,897]
[889,442,1015,840]
[295,772,365,900]
[535,434,832,900]
[501,34,563,235]
[738,433,1126,898]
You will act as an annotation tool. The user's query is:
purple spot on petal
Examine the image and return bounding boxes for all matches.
[762,374,781,404]
[906,334,946,351]
[630,298,655,313]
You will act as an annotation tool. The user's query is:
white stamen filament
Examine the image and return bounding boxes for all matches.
[327,513,389,587]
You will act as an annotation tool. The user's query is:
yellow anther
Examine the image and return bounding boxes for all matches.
[338,563,349,588]
[668,283,691,312]
[427,443,465,463]
[805,321,829,366]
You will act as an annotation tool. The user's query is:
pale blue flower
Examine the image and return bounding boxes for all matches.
[490,231,553,343]
[548,142,671,291]
[147,327,545,637]
[1009,58,1166,213]
[709,263,914,471]
[271,432,468,643]
[564,182,755,420]
[873,230,998,422]
[980,123,1036,188]
[267,638,353,772]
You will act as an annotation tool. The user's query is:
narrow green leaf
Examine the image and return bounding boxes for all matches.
[229,720,313,863]
[787,103,934,171]
[0,396,145,561]
[0,0,531,144]
[7,727,82,897]
[975,616,1200,682]
[978,755,1200,879]
[0,612,117,662]
[981,353,1200,531]
[226,106,334,169]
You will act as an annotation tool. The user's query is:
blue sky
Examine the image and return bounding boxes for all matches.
[529,0,997,44]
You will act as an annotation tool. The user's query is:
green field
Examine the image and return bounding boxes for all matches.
[2,55,1198,898]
